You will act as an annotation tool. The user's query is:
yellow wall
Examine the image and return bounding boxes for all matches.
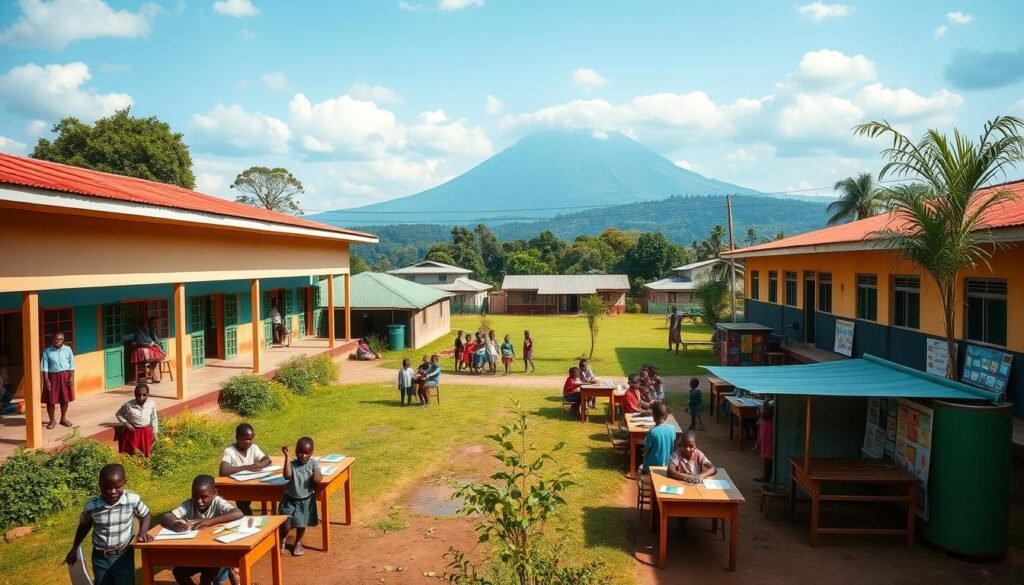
[744,245,1024,351]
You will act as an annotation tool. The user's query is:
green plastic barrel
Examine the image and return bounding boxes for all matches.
[386,324,406,351]
[921,400,1012,557]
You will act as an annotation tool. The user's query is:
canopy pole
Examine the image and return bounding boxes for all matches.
[803,396,812,471]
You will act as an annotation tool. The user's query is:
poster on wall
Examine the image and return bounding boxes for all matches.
[834,319,855,356]
[894,399,933,520]
[862,397,899,459]
[961,344,1013,396]
[925,338,952,378]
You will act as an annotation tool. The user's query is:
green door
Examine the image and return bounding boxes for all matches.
[224,294,239,359]
[262,290,273,349]
[296,289,307,338]
[102,304,124,389]
[313,284,326,336]
[188,297,206,368]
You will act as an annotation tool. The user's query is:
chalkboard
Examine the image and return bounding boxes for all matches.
[961,344,1013,395]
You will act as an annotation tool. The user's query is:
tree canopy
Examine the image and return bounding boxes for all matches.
[826,172,886,225]
[31,108,195,189]
[231,166,305,215]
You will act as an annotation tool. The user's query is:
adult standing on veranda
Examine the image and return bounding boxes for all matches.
[41,331,75,429]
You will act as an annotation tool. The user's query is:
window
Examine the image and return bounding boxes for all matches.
[225,294,239,326]
[145,299,169,338]
[437,274,446,283]
[668,292,678,304]
[523,292,536,303]
[966,279,1007,346]
[784,272,798,306]
[892,276,921,329]
[818,272,833,313]
[42,307,74,349]
[768,271,778,303]
[856,274,878,321]
[750,271,760,300]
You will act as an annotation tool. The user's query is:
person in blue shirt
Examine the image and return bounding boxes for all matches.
[642,402,676,474]
[415,354,441,407]
[41,331,75,429]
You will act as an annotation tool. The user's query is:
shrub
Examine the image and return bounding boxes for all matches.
[269,380,295,410]
[307,354,340,386]
[479,315,494,336]
[626,301,641,314]
[220,373,274,416]
[364,333,388,356]
[276,356,314,396]
[151,411,222,477]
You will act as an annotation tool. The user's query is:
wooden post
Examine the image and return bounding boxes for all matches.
[327,275,336,348]
[726,194,738,323]
[22,292,42,449]
[803,395,812,471]
[343,273,352,341]
[173,284,188,400]
[251,279,261,374]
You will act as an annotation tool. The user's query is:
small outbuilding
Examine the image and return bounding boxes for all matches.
[501,274,629,314]
[388,260,493,313]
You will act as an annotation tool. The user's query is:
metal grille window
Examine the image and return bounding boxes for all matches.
[784,272,798,306]
[145,299,169,338]
[750,271,760,300]
[768,271,778,303]
[818,273,833,313]
[42,307,74,349]
[892,276,921,329]
[966,279,1007,346]
[225,294,239,326]
[856,274,878,321]
[103,304,122,347]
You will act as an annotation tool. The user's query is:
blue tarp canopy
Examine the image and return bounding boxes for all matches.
[703,354,999,402]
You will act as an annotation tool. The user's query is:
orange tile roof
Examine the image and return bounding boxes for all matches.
[727,179,1024,256]
[0,153,377,241]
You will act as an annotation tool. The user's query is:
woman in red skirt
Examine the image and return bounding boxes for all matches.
[131,317,166,383]
[116,382,158,456]
[40,331,75,429]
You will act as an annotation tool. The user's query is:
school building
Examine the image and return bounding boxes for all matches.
[0,153,377,451]
[499,274,629,314]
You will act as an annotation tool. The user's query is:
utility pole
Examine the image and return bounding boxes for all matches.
[726,194,738,322]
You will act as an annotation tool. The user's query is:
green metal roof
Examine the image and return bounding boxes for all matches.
[340,272,452,310]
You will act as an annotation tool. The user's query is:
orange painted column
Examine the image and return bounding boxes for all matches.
[22,292,41,449]
[343,273,351,341]
[327,275,336,348]
[251,279,261,374]
[173,284,188,400]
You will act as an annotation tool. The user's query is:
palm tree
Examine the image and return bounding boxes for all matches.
[826,172,886,225]
[744,227,759,247]
[854,116,1024,379]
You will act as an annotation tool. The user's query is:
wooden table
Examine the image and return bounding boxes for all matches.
[789,457,917,548]
[648,467,744,570]
[215,456,354,553]
[707,376,734,420]
[135,515,286,585]
[625,413,683,479]
[579,383,623,423]
[725,395,761,450]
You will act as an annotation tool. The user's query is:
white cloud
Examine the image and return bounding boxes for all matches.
[398,2,424,11]
[572,68,607,91]
[946,11,973,25]
[0,62,132,122]
[409,117,493,157]
[674,159,700,172]
[289,93,407,157]
[418,109,448,124]
[260,71,288,91]
[794,49,876,90]
[592,129,608,140]
[0,135,28,155]
[795,2,852,21]
[777,94,864,139]
[484,94,504,115]
[439,0,483,11]
[348,83,401,104]
[212,0,258,17]
[1014,99,1024,111]
[934,25,947,39]
[0,0,160,50]
[192,157,242,198]
[191,104,291,155]
[26,119,48,135]
[854,83,963,118]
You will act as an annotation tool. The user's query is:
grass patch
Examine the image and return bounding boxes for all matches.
[373,509,410,534]
[381,313,714,377]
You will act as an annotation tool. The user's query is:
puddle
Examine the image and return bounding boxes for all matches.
[409,480,476,517]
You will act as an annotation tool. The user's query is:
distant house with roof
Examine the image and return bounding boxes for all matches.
[644,259,744,313]
[388,260,492,313]
[323,272,451,349]
[500,274,629,314]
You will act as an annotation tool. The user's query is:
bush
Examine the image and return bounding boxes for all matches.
[0,431,113,531]
[269,380,295,410]
[220,373,274,416]
[307,354,340,386]
[275,356,314,396]
[626,301,641,314]
[151,411,221,477]
[364,333,388,356]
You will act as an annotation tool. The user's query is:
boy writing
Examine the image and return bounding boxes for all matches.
[219,423,273,515]
[668,431,717,484]
[161,475,243,585]
[65,464,153,585]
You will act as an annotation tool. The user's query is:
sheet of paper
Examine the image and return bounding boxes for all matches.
[702,479,733,490]
[659,485,684,495]
[214,527,260,544]
[218,517,267,532]
[260,475,287,484]
[322,466,336,476]
[230,470,272,482]
[68,546,93,585]
[321,454,345,463]
[155,528,199,540]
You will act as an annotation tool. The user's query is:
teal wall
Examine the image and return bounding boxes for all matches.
[774,394,868,486]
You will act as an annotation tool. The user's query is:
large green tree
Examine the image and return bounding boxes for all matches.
[855,116,1024,379]
[505,250,554,275]
[558,236,617,274]
[621,232,683,281]
[350,254,370,275]
[826,172,886,225]
[231,166,304,215]
[598,227,640,257]
[32,108,195,188]
[475,224,505,280]
[528,230,567,267]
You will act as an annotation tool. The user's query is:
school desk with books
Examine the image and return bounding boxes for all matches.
[135,515,287,585]
[647,467,745,572]
[214,454,355,553]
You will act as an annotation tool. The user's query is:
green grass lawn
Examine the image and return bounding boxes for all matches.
[381,313,714,377]
[2,382,686,585]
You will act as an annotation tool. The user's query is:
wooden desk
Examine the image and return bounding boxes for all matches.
[788,457,917,548]
[648,467,744,571]
[215,456,354,553]
[625,414,683,479]
[135,515,286,585]
[707,376,734,420]
[579,383,622,423]
[725,396,761,450]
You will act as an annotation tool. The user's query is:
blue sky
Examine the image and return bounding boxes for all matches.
[1,0,1023,214]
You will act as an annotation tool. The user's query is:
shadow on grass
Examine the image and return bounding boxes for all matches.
[613,347,713,377]
[582,505,636,553]
[358,399,407,408]
[582,446,626,473]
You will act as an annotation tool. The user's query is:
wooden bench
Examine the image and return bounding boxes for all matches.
[679,341,715,356]
[607,423,628,456]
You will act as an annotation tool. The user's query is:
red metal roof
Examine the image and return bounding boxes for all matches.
[0,153,377,241]
[728,179,1024,255]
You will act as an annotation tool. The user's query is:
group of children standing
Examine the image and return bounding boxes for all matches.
[67,423,329,585]
[453,329,535,375]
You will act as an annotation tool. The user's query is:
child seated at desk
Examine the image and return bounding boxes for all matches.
[219,423,273,515]
[562,366,583,417]
[622,373,652,416]
[644,365,665,401]
[668,431,717,484]
[279,437,322,557]
[642,402,675,475]
[161,475,243,585]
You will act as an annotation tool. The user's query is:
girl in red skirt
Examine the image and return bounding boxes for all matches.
[116,382,158,457]
[131,318,166,383]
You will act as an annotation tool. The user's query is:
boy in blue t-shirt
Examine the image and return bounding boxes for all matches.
[642,402,676,474]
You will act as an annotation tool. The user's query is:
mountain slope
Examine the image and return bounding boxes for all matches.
[311,130,762,225]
